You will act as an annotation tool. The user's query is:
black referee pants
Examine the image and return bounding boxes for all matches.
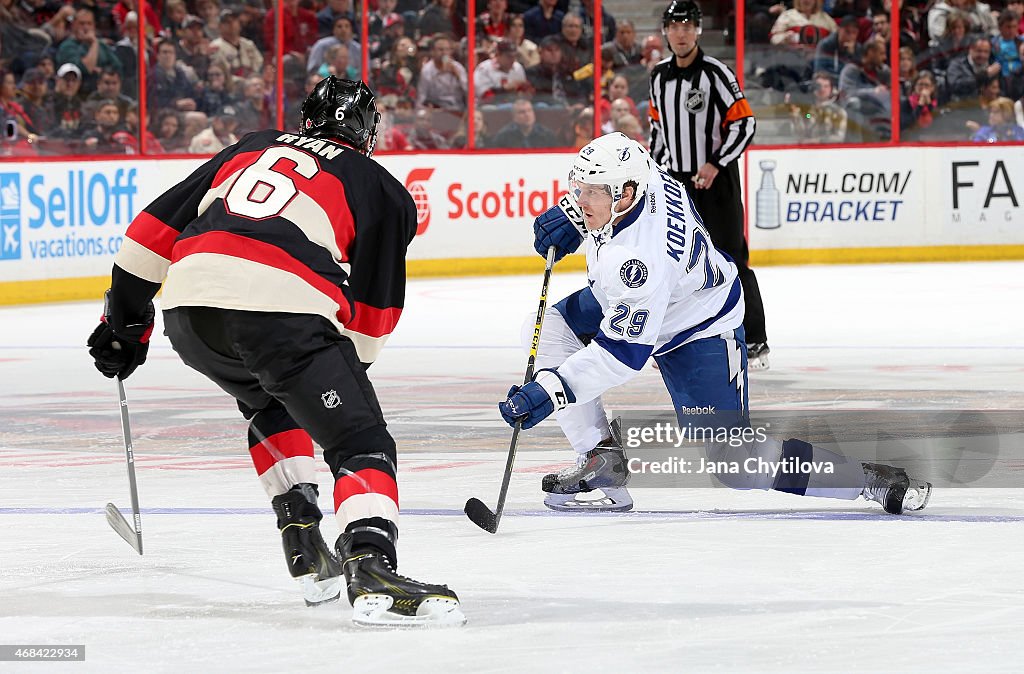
[671,163,768,344]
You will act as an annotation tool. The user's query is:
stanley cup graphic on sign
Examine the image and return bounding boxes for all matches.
[755,160,781,229]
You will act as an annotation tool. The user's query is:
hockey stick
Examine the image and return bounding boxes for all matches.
[106,377,143,555]
[465,245,558,533]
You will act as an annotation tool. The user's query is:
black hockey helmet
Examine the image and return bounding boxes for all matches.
[300,76,381,157]
[662,0,702,29]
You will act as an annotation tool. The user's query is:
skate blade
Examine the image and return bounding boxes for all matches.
[903,481,933,512]
[299,574,342,607]
[351,594,467,628]
[544,488,633,512]
[748,354,770,371]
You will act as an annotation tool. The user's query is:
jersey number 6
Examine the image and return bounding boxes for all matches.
[225,146,320,219]
[609,303,649,338]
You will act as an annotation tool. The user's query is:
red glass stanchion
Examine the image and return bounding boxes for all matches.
[468,0,477,149]
[275,0,284,131]
[138,0,149,154]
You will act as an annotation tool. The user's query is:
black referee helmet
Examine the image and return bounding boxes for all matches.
[662,0,702,31]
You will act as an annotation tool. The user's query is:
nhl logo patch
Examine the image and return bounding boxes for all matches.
[685,89,706,113]
[321,389,342,408]
[620,259,648,288]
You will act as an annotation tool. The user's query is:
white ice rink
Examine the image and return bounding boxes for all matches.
[2,262,1023,673]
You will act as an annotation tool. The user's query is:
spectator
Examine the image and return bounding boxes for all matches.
[566,105,594,148]
[451,108,489,148]
[962,0,998,38]
[902,70,940,138]
[317,0,353,39]
[112,0,160,40]
[604,19,642,69]
[374,105,412,151]
[898,46,918,96]
[478,0,511,38]
[408,108,449,149]
[789,71,847,143]
[211,8,264,81]
[188,106,239,152]
[2,0,75,51]
[1010,39,1024,101]
[525,34,586,107]
[597,73,638,130]
[235,75,272,135]
[197,63,236,116]
[747,0,788,44]
[52,63,87,139]
[770,0,837,47]
[419,0,466,40]
[319,43,360,80]
[922,11,972,75]
[839,39,892,139]
[240,0,266,52]
[523,0,564,42]
[416,35,468,111]
[492,97,558,147]
[196,0,222,40]
[113,102,162,153]
[57,7,124,94]
[928,0,967,46]
[86,68,134,118]
[475,38,528,105]
[177,15,212,82]
[112,10,142,97]
[154,109,186,152]
[82,99,127,154]
[16,67,56,135]
[372,13,405,60]
[870,11,891,42]
[148,39,198,112]
[813,15,863,81]
[578,0,615,44]
[1,67,37,137]
[376,35,419,99]
[991,10,1023,81]
[556,13,591,72]
[308,15,361,75]
[1011,1,1024,35]
[180,110,209,144]
[264,0,319,58]
[508,13,540,68]
[971,95,1024,140]
[369,0,398,40]
[615,111,645,146]
[601,97,636,134]
[163,0,189,41]
[947,37,1000,101]
[642,34,665,71]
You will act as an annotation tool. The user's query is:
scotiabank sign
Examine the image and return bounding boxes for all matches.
[379,153,575,260]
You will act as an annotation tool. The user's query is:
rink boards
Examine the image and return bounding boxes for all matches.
[1,145,1024,304]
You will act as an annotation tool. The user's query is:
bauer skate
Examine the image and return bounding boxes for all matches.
[747,342,770,371]
[336,534,466,628]
[271,485,343,606]
[542,422,633,512]
[861,462,932,515]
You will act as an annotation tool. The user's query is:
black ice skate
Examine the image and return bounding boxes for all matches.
[271,485,343,606]
[747,342,771,370]
[542,423,632,512]
[861,462,932,515]
[336,534,466,628]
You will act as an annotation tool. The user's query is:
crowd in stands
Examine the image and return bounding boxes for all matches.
[4,0,1022,155]
[748,0,1024,143]
[0,0,664,155]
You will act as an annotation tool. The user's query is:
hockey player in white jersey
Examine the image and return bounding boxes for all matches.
[498,132,932,515]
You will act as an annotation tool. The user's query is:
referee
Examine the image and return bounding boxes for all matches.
[649,0,770,369]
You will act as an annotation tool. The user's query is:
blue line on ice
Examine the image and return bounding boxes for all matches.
[3,507,1023,522]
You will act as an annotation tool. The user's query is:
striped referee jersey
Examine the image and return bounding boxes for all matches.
[648,48,756,173]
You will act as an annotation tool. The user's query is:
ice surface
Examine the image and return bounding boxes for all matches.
[1,262,1023,673]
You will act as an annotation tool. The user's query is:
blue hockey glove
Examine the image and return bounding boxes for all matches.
[499,369,576,429]
[533,195,587,263]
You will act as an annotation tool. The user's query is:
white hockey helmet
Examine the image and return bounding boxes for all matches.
[568,132,652,233]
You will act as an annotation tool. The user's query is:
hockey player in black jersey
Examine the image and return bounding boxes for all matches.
[87,77,465,627]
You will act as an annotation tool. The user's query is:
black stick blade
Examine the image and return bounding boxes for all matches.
[464,498,499,533]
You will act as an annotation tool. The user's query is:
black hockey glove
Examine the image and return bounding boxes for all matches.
[533,195,588,263]
[87,291,155,380]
